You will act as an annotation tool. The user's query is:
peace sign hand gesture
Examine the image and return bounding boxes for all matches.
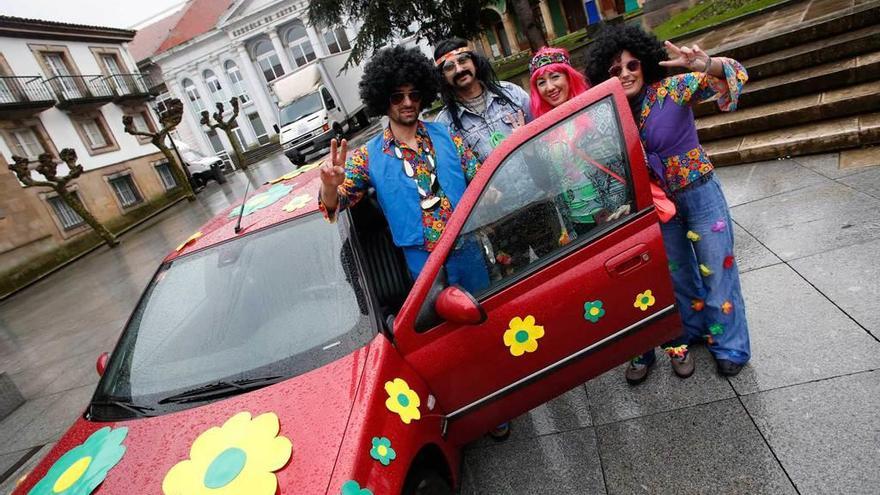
[319,138,348,210]
[659,40,711,72]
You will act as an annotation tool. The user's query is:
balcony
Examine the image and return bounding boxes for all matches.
[106,73,157,102]
[0,76,56,118]
[43,75,114,110]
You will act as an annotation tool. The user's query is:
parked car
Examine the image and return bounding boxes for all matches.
[12,80,680,495]
[174,140,227,188]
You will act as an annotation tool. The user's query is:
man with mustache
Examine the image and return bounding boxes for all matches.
[434,39,560,276]
[319,45,489,293]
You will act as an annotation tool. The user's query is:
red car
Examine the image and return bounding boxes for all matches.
[13,80,679,495]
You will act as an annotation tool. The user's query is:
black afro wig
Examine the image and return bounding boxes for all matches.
[585,24,669,88]
[359,45,440,117]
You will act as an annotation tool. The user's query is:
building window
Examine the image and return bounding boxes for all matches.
[154,161,177,190]
[108,174,143,208]
[206,129,225,154]
[285,21,316,68]
[48,194,85,230]
[8,128,46,160]
[72,114,118,153]
[254,40,284,82]
[41,51,81,100]
[323,28,351,54]
[247,112,269,145]
[182,78,204,112]
[203,69,225,103]
[224,61,250,104]
[126,108,156,144]
[232,126,247,148]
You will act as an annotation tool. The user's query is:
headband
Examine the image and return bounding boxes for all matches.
[529,49,571,74]
[435,47,473,67]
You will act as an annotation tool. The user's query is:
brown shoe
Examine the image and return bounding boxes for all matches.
[670,351,695,378]
[625,360,653,385]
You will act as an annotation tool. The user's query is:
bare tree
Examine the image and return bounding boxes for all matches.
[510,0,547,51]
[200,97,246,170]
[122,98,196,201]
[9,150,118,247]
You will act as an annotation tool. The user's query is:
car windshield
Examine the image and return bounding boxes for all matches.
[279,92,323,126]
[92,213,375,418]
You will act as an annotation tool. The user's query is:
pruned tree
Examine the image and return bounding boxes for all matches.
[510,0,548,51]
[200,97,245,170]
[9,150,118,247]
[122,98,195,201]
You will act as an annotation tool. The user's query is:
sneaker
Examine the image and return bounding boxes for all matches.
[625,360,654,385]
[670,351,695,378]
[716,359,745,376]
[488,422,511,442]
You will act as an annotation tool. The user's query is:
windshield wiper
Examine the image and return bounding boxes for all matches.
[90,399,156,418]
[158,376,284,405]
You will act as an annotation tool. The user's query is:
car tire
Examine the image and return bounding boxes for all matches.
[402,468,452,495]
[286,149,306,166]
[332,122,344,139]
[212,165,227,184]
[190,174,205,189]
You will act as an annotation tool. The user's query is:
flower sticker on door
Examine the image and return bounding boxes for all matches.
[583,301,605,323]
[634,290,656,311]
[369,437,397,466]
[226,184,292,218]
[27,426,127,495]
[503,315,545,356]
[282,194,311,213]
[162,411,292,495]
[341,480,374,495]
[384,378,421,424]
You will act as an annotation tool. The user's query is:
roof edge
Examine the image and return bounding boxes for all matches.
[0,15,136,43]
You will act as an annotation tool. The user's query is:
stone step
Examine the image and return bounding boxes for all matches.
[697,80,880,141]
[742,23,880,81]
[0,372,24,420]
[243,142,282,165]
[704,111,880,166]
[709,0,880,62]
[694,49,880,117]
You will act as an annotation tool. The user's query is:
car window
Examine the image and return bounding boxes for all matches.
[454,95,636,297]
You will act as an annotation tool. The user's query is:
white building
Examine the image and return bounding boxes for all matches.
[133,0,359,161]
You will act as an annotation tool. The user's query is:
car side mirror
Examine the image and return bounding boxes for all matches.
[435,286,486,325]
[96,352,109,377]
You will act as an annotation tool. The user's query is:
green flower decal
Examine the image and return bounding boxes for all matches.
[227,184,293,218]
[583,300,605,323]
[341,480,374,495]
[369,437,397,466]
[28,427,127,495]
[709,323,725,335]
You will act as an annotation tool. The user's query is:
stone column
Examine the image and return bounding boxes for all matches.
[306,25,327,58]
[234,45,280,137]
[168,76,214,156]
[268,30,293,74]
[539,0,557,40]
[501,12,521,54]
[479,33,493,58]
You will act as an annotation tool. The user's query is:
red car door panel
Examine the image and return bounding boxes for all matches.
[395,79,681,444]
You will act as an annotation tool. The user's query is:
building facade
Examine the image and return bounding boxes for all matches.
[0,16,174,275]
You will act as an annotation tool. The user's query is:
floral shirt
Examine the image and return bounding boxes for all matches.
[638,58,748,191]
[319,122,481,251]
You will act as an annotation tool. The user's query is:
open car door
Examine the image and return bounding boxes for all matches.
[394,79,681,444]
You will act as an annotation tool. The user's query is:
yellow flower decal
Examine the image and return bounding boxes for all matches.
[282,194,312,213]
[162,412,292,495]
[634,290,656,311]
[384,378,421,424]
[176,231,203,252]
[503,315,545,356]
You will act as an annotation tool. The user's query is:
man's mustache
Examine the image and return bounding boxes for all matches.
[453,70,473,82]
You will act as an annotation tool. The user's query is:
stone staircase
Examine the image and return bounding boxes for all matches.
[243,141,282,166]
[691,0,880,166]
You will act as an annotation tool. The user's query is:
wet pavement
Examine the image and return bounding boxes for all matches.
[1,146,879,493]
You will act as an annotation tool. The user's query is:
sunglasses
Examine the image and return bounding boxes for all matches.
[389,90,423,105]
[608,59,641,78]
[441,54,472,74]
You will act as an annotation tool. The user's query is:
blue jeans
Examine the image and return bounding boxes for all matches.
[639,173,750,365]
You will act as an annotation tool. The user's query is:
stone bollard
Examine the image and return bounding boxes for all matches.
[0,372,25,420]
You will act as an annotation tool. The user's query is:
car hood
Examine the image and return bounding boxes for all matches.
[13,347,370,495]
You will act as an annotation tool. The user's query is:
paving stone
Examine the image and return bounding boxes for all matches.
[789,237,880,339]
[0,394,55,455]
[714,158,829,206]
[795,152,863,179]
[0,373,24,420]
[462,428,605,495]
[732,221,781,273]
[585,346,735,425]
[469,385,592,448]
[838,146,880,170]
[596,399,796,495]
[7,385,93,451]
[731,181,880,260]
[731,264,880,394]
[837,162,880,199]
[0,443,53,495]
[0,449,29,480]
[742,371,880,495]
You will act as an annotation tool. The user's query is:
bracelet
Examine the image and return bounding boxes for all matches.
[703,56,712,73]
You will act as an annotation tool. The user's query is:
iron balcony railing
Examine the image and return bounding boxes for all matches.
[105,73,154,98]
[0,75,56,106]
[43,74,114,104]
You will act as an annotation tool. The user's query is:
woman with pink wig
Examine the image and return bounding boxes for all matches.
[528,47,590,118]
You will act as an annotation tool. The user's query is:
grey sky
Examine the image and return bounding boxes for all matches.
[0,0,187,29]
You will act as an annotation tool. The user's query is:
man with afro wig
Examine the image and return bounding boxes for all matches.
[319,45,489,292]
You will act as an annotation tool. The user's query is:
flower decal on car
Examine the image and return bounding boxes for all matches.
[503,315,545,356]
[27,427,127,495]
[281,194,311,213]
[369,437,397,466]
[161,411,292,495]
[175,231,203,252]
[583,301,605,323]
[227,184,292,218]
[634,290,656,311]
[341,480,374,495]
[384,378,421,424]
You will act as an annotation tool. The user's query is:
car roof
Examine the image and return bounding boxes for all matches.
[164,164,324,262]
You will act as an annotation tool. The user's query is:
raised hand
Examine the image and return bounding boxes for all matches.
[320,138,348,189]
[659,40,710,72]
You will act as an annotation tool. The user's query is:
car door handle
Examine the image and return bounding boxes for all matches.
[605,244,651,277]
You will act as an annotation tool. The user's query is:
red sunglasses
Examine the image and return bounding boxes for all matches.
[608,59,641,77]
